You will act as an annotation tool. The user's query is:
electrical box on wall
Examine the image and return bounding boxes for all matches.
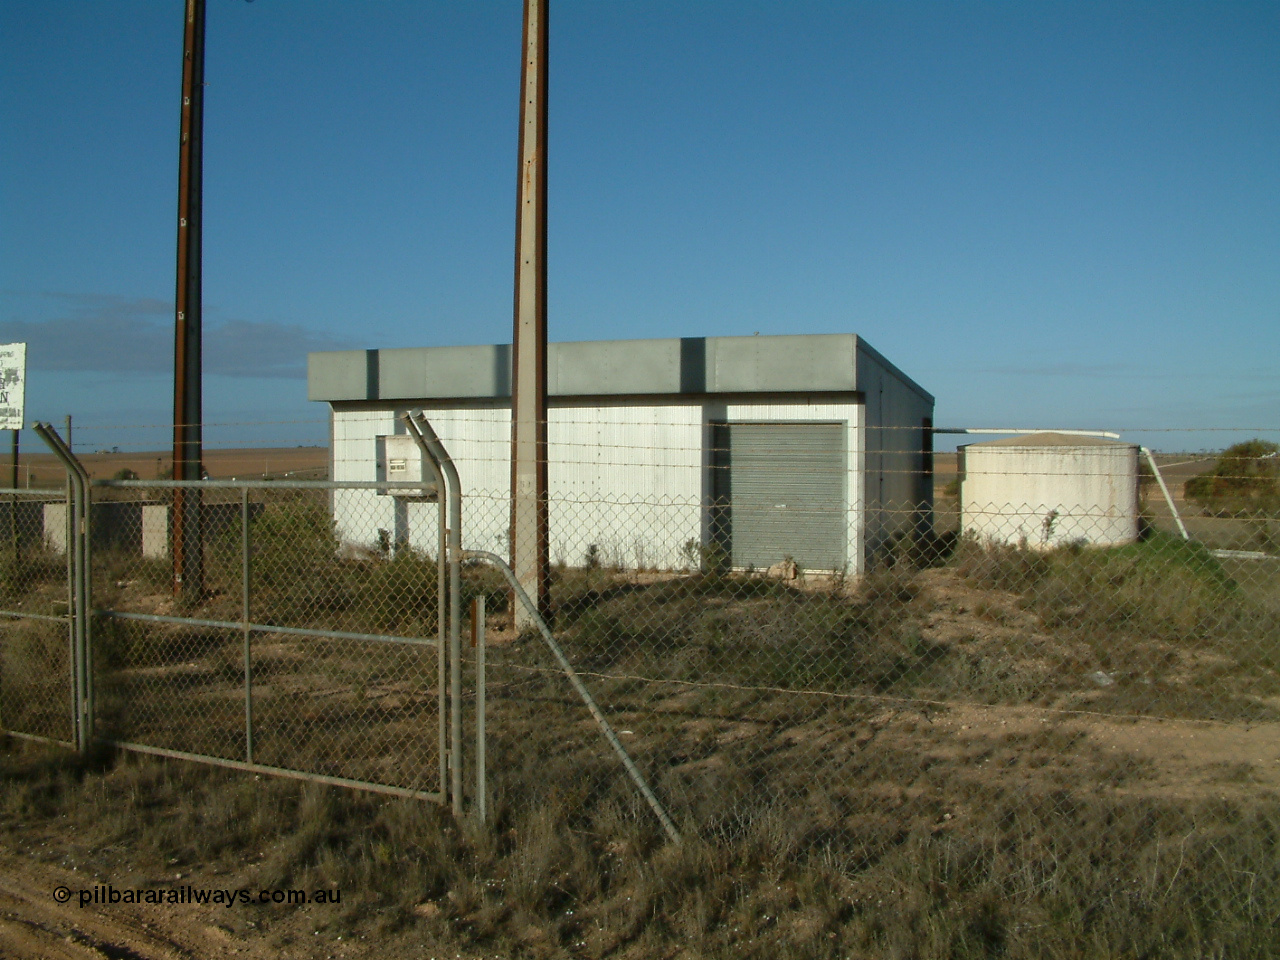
[375,435,438,499]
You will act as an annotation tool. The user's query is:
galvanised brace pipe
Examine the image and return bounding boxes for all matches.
[404,412,464,817]
[401,413,453,806]
[462,549,682,845]
[1140,447,1190,541]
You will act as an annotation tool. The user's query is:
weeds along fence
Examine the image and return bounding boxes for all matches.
[4,419,1280,952]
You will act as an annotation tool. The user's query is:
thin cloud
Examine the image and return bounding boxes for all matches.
[0,292,352,378]
[980,362,1273,383]
[979,362,1148,378]
[205,319,354,379]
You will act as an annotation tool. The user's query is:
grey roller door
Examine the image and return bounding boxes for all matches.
[714,422,846,570]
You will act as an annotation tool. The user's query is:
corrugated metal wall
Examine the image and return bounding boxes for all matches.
[328,400,867,573]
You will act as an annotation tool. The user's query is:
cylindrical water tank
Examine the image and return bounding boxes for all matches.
[959,433,1139,549]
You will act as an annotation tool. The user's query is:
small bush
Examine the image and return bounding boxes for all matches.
[350,549,438,633]
[248,495,354,623]
[1185,439,1279,517]
[953,535,1050,593]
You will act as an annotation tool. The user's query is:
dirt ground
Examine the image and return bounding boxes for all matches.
[0,844,500,960]
[904,568,1280,795]
[4,694,1277,959]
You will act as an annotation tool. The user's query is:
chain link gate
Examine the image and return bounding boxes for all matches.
[7,419,685,832]
[88,477,449,801]
[0,484,77,748]
[9,423,457,805]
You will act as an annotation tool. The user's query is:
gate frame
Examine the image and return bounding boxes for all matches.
[0,480,79,750]
[92,476,450,803]
[25,422,454,805]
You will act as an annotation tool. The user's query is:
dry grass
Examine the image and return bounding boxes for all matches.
[3,726,1278,958]
[5,491,1280,957]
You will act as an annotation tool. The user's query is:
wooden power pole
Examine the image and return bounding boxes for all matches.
[509,0,550,625]
[172,0,206,600]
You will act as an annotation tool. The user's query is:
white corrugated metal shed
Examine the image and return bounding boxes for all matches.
[308,333,934,574]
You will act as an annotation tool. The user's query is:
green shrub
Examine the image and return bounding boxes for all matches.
[350,549,438,633]
[956,533,1235,642]
[248,495,354,622]
[1185,439,1279,517]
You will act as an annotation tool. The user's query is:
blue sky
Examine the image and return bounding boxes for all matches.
[2,0,1276,454]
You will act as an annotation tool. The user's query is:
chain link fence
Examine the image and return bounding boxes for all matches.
[430,425,1279,951]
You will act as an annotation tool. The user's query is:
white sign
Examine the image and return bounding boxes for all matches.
[0,343,27,431]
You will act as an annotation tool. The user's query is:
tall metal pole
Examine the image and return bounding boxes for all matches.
[172,0,206,600]
[510,0,550,626]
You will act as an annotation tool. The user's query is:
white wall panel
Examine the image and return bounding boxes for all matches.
[327,398,880,573]
[548,404,703,569]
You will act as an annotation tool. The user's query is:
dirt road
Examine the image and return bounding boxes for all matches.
[0,847,240,959]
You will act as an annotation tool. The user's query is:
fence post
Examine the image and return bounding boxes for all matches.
[403,412,463,815]
[241,486,254,764]
[419,417,463,817]
[32,422,92,753]
[472,595,486,825]
[463,549,682,845]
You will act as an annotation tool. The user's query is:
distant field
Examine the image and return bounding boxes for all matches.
[3,446,328,487]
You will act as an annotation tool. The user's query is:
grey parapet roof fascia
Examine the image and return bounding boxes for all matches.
[308,333,934,405]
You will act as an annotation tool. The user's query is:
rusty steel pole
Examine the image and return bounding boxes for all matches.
[172,0,206,600]
[509,0,550,626]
